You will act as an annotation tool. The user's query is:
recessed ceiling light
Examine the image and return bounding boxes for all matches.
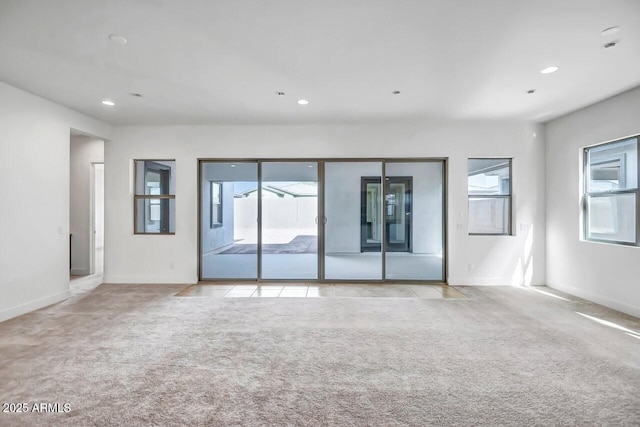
[540,66,559,74]
[108,34,128,45]
[276,91,285,96]
[297,99,309,105]
[527,89,536,94]
[392,90,401,95]
[101,99,115,106]
[308,165,313,168]
[601,26,620,36]
[603,41,619,49]
[230,164,237,168]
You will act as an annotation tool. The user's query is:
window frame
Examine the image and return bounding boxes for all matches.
[467,157,513,236]
[133,159,176,235]
[583,136,640,247]
[210,181,223,228]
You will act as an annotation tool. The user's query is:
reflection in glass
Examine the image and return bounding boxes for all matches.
[135,160,176,195]
[135,198,175,233]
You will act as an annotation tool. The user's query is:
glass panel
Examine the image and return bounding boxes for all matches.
[468,159,510,195]
[385,162,444,280]
[587,138,637,192]
[135,160,176,195]
[587,193,636,243]
[468,197,510,234]
[135,198,175,233]
[201,162,258,279]
[325,162,382,280]
[261,162,318,279]
[210,182,222,227]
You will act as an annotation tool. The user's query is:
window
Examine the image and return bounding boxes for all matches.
[584,136,638,245]
[468,158,512,235]
[210,181,223,228]
[134,160,176,234]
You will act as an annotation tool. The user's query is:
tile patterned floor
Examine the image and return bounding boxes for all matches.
[176,283,467,299]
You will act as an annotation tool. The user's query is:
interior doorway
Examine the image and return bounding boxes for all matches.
[69,134,104,278]
[92,163,104,275]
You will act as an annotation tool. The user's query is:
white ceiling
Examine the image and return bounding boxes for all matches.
[1,0,639,125]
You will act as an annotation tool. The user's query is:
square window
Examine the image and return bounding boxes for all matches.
[468,158,512,235]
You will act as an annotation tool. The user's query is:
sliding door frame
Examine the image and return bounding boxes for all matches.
[198,158,448,284]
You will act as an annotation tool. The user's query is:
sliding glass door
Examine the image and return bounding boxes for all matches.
[260,162,318,279]
[200,162,258,279]
[324,162,383,280]
[200,159,445,282]
[384,161,444,280]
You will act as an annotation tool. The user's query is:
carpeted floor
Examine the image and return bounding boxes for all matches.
[0,284,639,426]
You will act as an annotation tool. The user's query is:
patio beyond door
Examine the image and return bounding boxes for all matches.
[199,159,445,282]
[260,162,318,279]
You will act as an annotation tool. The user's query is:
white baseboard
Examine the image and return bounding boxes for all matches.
[448,277,545,286]
[547,282,640,318]
[103,275,196,284]
[0,290,70,323]
[448,277,509,286]
[70,268,90,276]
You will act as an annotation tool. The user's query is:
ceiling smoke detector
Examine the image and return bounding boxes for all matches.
[276,91,285,96]
[527,89,536,94]
[603,41,619,49]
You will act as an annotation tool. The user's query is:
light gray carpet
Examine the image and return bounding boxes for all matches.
[1,284,639,426]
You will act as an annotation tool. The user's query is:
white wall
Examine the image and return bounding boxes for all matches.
[0,81,112,322]
[545,86,640,318]
[104,122,545,286]
[70,136,104,275]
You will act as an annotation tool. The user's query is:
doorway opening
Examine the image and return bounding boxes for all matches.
[69,133,104,282]
[92,163,104,275]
